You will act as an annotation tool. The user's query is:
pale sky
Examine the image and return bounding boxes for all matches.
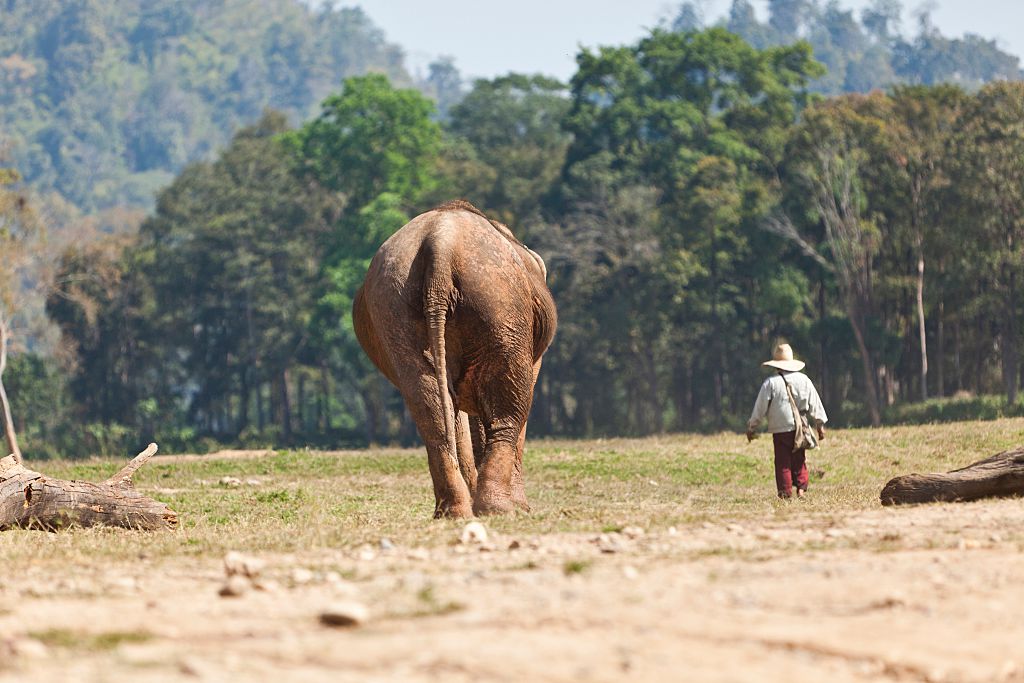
[333,0,1024,82]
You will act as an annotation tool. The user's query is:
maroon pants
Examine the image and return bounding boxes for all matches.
[772,431,808,498]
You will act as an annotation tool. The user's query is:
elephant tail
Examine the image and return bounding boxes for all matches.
[424,251,460,476]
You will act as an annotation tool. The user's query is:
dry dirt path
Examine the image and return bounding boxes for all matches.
[3,496,1024,682]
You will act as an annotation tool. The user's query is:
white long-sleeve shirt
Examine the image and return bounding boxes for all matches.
[747,371,828,434]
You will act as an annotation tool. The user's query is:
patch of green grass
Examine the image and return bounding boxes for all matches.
[408,585,465,618]
[29,629,153,651]
[6,418,1024,572]
[563,559,593,575]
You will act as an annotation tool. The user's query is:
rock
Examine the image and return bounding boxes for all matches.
[379,537,396,551]
[218,575,249,598]
[319,602,369,628]
[621,526,645,540]
[178,657,207,678]
[868,592,907,610]
[596,533,624,554]
[245,479,261,486]
[407,547,430,561]
[668,526,679,536]
[508,539,522,550]
[460,521,489,545]
[7,637,47,659]
[107,576,138,592]
[223,552,264,579]
[622,565,640,580]
[290,568,314,585]
[218,476,242,487]
[253,579,280,593]
[357,547,377,561]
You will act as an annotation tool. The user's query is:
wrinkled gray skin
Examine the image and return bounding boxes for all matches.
[353,201,557,518]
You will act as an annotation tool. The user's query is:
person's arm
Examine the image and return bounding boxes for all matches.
[746,379,771,440]
[808,380,828,440]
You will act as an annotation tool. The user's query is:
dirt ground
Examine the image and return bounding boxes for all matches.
[3,494,1023,683]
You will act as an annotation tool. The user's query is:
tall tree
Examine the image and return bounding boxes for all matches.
[288,74,441,210]
[289,75,443,443]
[445,73,571,228]
[949,82,1024,404]
[0,165,43,462]
[780,96,890,425]
[559,28,823,430]
[886,85,966,400]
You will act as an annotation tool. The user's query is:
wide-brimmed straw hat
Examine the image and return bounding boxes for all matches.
[762,343,805,372]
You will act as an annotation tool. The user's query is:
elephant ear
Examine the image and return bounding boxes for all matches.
[531,289,557,361]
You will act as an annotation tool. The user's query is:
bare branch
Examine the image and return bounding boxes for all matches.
[105,443,159,488]
[761,213,833,271]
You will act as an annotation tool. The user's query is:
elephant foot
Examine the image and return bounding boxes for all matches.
[511,483,530,512]
[472,484,515,516]
[473,496,514,516]
[434,499,474,519]
[473,485,530,516]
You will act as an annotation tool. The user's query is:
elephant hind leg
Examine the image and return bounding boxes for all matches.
[469,414,487,470]
[511,421,530,512]
[455,410,477,497]
[397,374,474,519]
[473,420,525,516]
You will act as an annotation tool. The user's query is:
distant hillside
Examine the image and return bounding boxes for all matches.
[672,0,1023,95]
[0,0,411,213]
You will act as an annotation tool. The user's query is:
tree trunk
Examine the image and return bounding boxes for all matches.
[817,283,830,411]
[256,381,265,431]
[319,362,331,432]
[273,369,293,441]
[881,447,1024,505]
[849,307,882,426]
[1004,270,1019,405]
[936,299,945,398]
[297,372,306,434]
[0,318,22,464]
[954,321,963,393]
[916,251,928,401]
[238,369,250,433]
[0,444,177,530]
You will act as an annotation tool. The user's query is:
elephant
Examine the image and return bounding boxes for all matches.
[352,200,556,518]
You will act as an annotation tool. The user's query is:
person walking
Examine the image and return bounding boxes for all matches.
[746,344,828,499]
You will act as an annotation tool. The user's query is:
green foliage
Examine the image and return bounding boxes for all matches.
[442,73,571,227]
[680,0,1022,95]
[288,74,441,208]
[17,15,1024,455]
[0,0,410,214]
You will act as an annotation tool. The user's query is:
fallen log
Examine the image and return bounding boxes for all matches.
[880,447,1024,505]
[0,443,178,530]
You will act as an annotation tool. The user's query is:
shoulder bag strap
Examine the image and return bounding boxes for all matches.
[778,372,803,426]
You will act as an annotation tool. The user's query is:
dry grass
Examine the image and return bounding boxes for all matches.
[3,418,1023,572]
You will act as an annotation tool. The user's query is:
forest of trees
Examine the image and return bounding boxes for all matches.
[2,0,1024,457]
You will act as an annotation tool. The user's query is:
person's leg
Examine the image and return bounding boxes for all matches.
[772,431,795,498]
[793,447,809,494]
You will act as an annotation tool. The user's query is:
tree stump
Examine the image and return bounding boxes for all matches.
[0,443,178,530]
[880,447,1024,505]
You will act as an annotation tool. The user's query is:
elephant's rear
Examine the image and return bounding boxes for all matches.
[352,201,556,517]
